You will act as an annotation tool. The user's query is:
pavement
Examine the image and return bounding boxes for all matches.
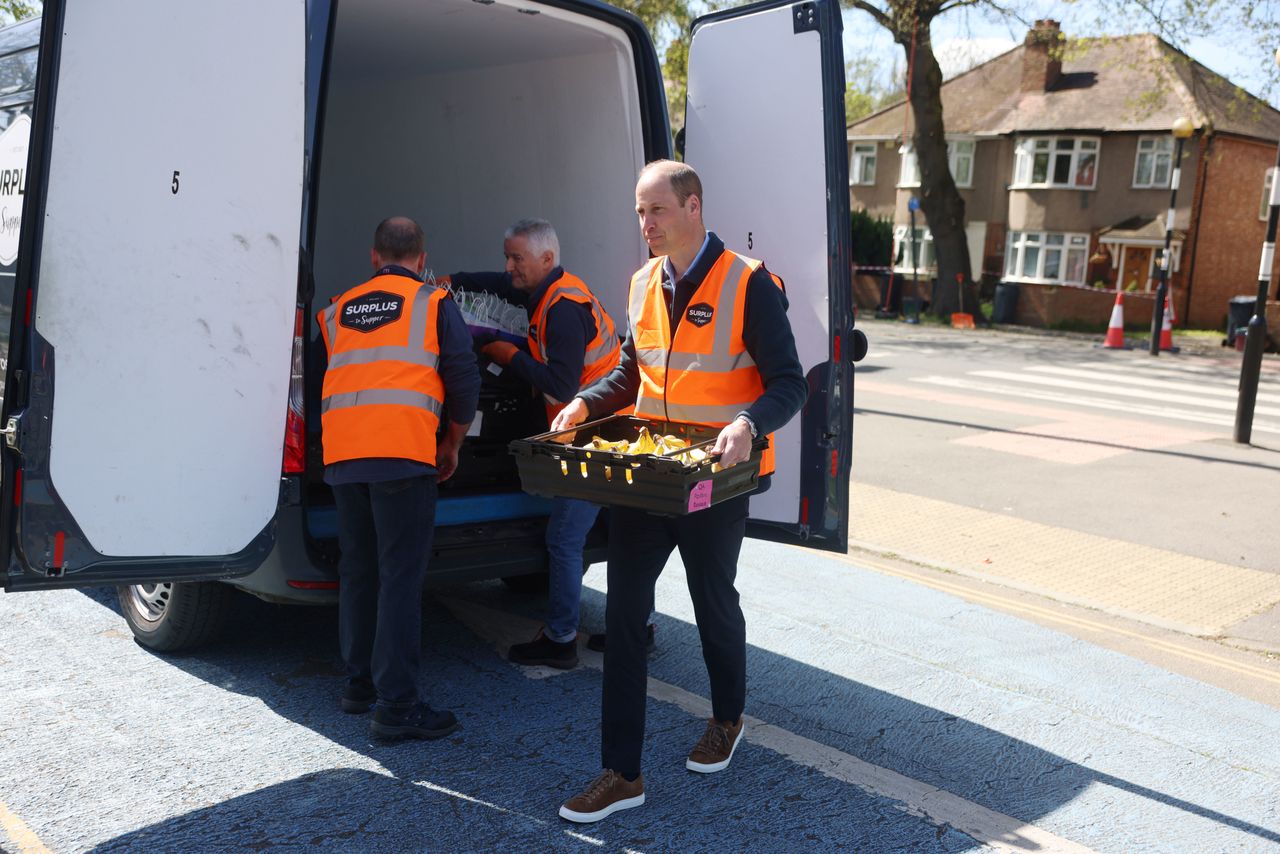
[851,317,1280,666]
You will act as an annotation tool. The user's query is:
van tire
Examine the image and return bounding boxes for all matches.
[116,581,234,653]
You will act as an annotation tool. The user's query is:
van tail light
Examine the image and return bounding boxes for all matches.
[282,308,306,474]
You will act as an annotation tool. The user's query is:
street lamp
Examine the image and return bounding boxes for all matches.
[1233,50,1280,443]
[1149,115,1195,356]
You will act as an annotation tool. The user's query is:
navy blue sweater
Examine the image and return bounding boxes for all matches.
[577,233,808,439]
[449,267,597,404]
[322,265,481,485]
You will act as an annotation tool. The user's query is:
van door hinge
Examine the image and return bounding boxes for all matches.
[792,2,819,34]
[0,415,20,453]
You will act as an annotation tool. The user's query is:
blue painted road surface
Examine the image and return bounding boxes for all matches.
[1,539,1278,852]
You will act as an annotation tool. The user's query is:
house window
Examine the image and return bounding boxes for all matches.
[1013,136,1100,189]
[1133,136,1173,188]
[892,224,935,273]
[950,139,975,188]
[850,143,877,186]
[1262,168,1276,221]
[1004,231,1089,284]
[898,145,919,188]
[899,140,975,188]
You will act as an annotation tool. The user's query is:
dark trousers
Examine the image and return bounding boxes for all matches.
[333,475,438,707]
[601,494,749,777]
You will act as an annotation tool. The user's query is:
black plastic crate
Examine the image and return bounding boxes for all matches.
[509,415,767,515]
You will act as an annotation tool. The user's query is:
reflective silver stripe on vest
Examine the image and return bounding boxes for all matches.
[627,261,659,345]
[321,301,340,353]
[635,347,667,367]
[540,280,618,367]
[660,401,748,425]
[327,345,440,371]
[321,388,444,416]
[665,350,755,373]
[711,255,750,357]
[408,281,442,346]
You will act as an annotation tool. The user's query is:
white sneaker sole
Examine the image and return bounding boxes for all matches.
[686,724,744,773]
[558,792,645,823]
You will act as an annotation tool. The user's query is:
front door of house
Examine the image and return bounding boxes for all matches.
[1120,246,1153,292]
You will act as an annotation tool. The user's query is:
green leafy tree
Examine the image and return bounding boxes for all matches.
[845,53,904,122]
[0,1,38,24]
[841,0,1280,318]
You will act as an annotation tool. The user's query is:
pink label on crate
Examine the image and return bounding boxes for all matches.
[688,479,714,513]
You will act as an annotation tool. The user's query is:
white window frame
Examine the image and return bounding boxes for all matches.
[849,142,877,186]
[1132,135,1173,188]
[950,138,975,189]
[898,139,975,189]
[1003,230,1090,285]
[1261,167,1276,221]
[892,224,935,274]
[1012,136,1101,190]
[897,144,919,188]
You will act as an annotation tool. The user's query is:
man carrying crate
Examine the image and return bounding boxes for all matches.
[550,161,808,822]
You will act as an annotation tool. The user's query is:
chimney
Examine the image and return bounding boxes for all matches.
[1021,19,1062,92]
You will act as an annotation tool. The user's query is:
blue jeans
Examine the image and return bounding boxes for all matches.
[545,497,601,643]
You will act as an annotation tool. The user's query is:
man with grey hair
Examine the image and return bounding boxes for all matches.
[450,218,623,668]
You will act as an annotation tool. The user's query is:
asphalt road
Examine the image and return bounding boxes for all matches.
[2,538,1279,852]
[3,321,1280,852]
[853,320,1280,573]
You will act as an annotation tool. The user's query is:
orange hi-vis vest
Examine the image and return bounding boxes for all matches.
[318,273,448,466]
[628,249,782,476]
[527,271,622,421]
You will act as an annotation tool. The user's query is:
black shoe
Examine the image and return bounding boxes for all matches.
[341,679,376,714]
[586,623,656,654]
[508,630,579,669]
[370,702,460,741]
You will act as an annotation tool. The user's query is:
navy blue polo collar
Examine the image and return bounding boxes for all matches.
[527,265,565,315]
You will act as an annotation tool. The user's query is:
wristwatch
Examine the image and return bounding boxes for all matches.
[736,412,759,439]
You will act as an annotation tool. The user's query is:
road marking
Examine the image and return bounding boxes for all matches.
[1025,365,1280,404]
[969,370,1280,417]
[907,375,1280,434]
[0,801,53,854]
[836,548,1280,687]
[413,780,611,848]
[440,597,1097,854]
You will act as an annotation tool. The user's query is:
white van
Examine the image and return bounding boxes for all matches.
[0,0,860,651]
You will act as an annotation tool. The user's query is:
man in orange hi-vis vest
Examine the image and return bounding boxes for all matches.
[318,217,479,742]
[449,219,623,670]
[551,161,808,823]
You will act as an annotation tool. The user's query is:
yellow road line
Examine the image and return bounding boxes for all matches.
[835,550,1280,687]
[0,801,53,854]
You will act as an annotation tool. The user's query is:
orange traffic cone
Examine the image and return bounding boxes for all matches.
[1159,294,1177,352]
[1103,291,1126,349]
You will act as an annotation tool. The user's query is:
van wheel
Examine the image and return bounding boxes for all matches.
[116,581,234,653]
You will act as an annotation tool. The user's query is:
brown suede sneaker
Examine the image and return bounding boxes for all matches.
[559,770,645,823]
[686,717,744,773]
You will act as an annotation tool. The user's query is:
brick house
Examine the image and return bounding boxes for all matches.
[847,20,1280,331]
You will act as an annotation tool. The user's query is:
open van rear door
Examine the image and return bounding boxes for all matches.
[0,0,307,590]
[684,0,854,552]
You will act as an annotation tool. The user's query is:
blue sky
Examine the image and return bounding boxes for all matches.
[840,5,1279,109]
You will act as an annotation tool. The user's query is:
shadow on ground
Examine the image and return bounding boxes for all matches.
[75,582,1280,853]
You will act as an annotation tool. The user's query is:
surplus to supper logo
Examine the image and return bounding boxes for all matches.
[0,114,30,267]
[340,291,403,332]
[685,302,714,328]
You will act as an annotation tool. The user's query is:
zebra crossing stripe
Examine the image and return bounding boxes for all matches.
[968,370,1280,418]
[909,375,1280,435]
[1024,366,1280,405]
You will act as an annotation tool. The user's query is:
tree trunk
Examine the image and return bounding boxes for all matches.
[899,21,983,320]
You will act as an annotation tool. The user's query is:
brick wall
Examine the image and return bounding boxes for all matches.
[1013,283,1156,329]
[1185,134,1280,329]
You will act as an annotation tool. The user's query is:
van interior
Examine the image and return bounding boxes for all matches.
[306,0,656,569]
